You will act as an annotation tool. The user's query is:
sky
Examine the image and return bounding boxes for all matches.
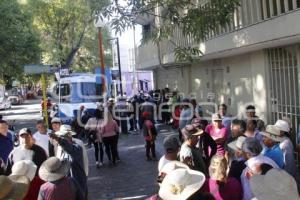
[112,26,142,72]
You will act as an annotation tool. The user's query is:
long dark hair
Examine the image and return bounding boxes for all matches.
[95,109,103,119]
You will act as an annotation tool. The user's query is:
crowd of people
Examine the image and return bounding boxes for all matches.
[144,93,300,200]
[0,100,122,199]
[1,87,300,200]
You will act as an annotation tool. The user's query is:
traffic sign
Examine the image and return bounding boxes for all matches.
[24,65,52,74]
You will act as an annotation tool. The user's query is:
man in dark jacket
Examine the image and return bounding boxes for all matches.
[49,125,87,199]
[6,128,47,175]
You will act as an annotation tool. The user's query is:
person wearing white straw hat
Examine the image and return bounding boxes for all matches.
[0,175,30,200]
[147,161,190,200]
[250,169,300,200]
[261,125,285,169]
[49,125,87,199]
[274,119,300,191]
[227,136,247,181]
[38,157,83,200]
[11,160,45,200]
[158,168,213,200]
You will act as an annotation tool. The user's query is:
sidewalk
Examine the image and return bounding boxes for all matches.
[87,123,177,200]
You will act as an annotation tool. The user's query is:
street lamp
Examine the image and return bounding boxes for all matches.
[108,38,123,96]
[94,16,106,94]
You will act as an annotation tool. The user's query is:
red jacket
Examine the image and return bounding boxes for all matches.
[24,176,45,200]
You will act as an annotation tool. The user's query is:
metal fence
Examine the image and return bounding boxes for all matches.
[267,45,300,164]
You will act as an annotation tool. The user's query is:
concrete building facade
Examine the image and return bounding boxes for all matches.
[135,0,300,141]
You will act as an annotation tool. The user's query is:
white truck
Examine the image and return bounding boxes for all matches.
[51,73,103,124]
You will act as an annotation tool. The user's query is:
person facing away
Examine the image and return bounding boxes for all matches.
[100,112,120,165]
[85,108,104,168]
[38,157,83,200]
[178,98,193,130]
[201,155,243,200]
[142,112,158,161]
[158,135,180,172]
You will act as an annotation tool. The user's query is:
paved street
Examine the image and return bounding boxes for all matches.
[0,98,177,200]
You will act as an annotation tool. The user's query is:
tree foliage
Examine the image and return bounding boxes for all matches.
[103,0,240,62]
[0,0,40,85]
[26,0,111,70]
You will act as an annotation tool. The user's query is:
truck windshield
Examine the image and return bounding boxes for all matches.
[60,82,102,103]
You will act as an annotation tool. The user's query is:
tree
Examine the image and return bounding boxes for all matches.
[0,0,40,86]
[103,0,240,62]
[27,0,111,70]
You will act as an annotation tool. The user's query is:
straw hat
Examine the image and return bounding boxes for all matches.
[228,136,246,151]
[261,125,284,142]
[157,161,189,186]
[11,160,37,181]
[55,124,76,137]
[159,168,205,200]
[274,119,290,133]
[39,157,70,182]
[159,161,189,175]
[250,169,300,200]
[0,175,30,200]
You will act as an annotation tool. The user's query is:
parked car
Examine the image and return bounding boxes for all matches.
[8,89,24,105]
[0,96,11,110]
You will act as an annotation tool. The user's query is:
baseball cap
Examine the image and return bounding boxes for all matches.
[51,117,61,124]
[163,136,180,153]
[212,113,222,121]
[19,128,32,136]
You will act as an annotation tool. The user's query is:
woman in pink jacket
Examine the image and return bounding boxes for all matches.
[101,112,119,165]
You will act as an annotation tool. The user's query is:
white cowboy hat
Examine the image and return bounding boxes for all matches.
[11,160,37,181]
[0,175,30,200]
[159,161,189,176]
[39,157,70,182]
[250,169,300,200]
[55,124,76,137]
[228,136,246,152]
[159,168,205,200]
[275,119,290,133]
[261,125,284,142]
[158,161,189,186]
